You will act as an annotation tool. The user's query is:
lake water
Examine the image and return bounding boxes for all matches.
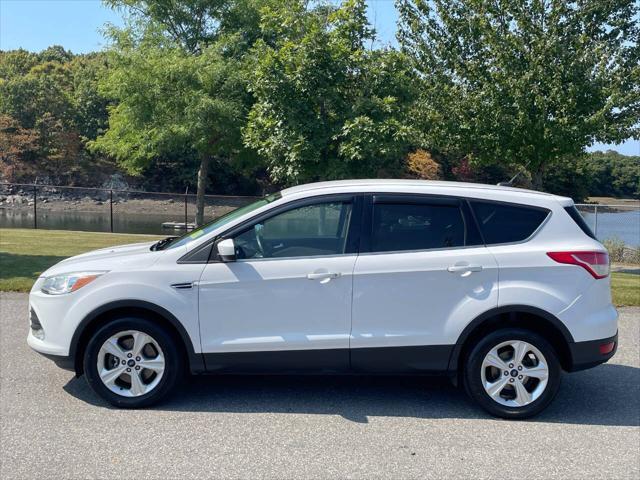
[580,210,639,247]
[1,207,638,245]
[0,209,194,235]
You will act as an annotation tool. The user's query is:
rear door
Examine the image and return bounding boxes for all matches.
[350,194,499,372]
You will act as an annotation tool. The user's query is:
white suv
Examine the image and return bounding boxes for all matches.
[28,180,618,418]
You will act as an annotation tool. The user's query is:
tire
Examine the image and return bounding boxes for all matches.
[463,328,561,419]
[83,317,183,408]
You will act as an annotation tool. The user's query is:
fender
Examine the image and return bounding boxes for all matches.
[70,299,205,375]
[446,305,575,374]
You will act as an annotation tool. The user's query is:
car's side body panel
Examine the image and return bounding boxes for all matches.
[350,246,499,348]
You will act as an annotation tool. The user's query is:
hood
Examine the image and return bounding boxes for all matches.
[41,241,162,277]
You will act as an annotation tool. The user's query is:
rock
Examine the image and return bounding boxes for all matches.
[167,198,174,203]
[95,201,103,205]
[28,201,34,206]
[10,195,27,205]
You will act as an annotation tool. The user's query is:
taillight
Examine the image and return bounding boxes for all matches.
[547,251,610,279]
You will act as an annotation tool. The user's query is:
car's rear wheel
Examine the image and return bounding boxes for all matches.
[83,317,183,408]
[463,328,562,419]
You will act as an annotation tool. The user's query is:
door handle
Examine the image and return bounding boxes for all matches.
[447,264,483,273]
[307,272,341,281]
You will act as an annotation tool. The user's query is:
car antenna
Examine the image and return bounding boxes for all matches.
[497,160,531,187]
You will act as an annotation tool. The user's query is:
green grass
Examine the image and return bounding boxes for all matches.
[0,228,161,292]
[0,228,638,306]
[611,272,640,307]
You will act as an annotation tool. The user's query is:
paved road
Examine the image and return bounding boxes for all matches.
[1,292,638,479]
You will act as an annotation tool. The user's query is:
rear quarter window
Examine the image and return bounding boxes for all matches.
[470,201,549,244]
[564,205,597,240]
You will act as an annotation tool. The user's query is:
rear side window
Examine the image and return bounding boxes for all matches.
[470,201,549,244]
[371,203,466,252]
[564,206,597,240]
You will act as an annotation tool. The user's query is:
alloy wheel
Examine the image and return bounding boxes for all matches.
[480,340,549,407]
[96,330,165,397]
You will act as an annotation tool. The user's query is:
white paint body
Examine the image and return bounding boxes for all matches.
[28,180,618,362]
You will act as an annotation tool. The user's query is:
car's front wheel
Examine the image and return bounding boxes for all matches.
[83,317,183,408]
[463,328,562,419]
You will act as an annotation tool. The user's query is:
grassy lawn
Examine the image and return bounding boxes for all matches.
[0,228,638,306]
[0,228,161,292]
[611,272,640,307]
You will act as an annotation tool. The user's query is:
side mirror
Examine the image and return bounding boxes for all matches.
[217,238,236,262]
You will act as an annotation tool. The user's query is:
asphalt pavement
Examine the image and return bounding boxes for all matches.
[1,292,638,479]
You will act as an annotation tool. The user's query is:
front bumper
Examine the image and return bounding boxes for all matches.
[27,328,75,371]
[32,349,75,371]
[567,331,618,372]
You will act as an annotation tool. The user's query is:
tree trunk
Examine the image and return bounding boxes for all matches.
[532,164,545,191]
[195,156,210,226]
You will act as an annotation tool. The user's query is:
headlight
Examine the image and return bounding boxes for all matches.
[41,271,107,295]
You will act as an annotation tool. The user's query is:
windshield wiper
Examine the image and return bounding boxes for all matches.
[150,236,178,251]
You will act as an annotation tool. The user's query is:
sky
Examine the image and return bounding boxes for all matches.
[1,0,638,156]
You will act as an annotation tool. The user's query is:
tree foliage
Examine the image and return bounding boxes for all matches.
[90,33,249,173]
[398,0,640,185]
[244,0,417,183]
[406,149,441,180]
[0,48,111,184]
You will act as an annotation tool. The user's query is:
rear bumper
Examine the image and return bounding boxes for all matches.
[567,331,618,372]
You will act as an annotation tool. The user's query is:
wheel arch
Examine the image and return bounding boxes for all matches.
[448,305,575,376]
[70,300,205,376]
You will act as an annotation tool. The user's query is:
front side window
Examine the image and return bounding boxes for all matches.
[371,203,466,253]
[233,201,353,259]
[164,193,281,250]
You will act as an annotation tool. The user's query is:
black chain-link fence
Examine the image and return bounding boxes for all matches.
[0,183,258,235]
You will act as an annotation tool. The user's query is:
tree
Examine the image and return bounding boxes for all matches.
[0,115,40,181]
[582,150,640,198]
[398,0,640,188]
[98,0,265,225]
[0,47,110,184]
[406,149,441,179]
[244,0,417,184]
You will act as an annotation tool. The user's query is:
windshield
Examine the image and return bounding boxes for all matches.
[163,193,281,250]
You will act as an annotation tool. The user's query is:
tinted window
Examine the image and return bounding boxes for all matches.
[371,203,465,252]
[470,201,548,244]
[234,201,352,259]
[564,206,597,240]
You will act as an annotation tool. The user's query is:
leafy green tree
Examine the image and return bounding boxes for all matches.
[244,0,417,184]
[98,0,265,224]
[398,0,640,188]
[90,31,251,224]
[582,150,640,198]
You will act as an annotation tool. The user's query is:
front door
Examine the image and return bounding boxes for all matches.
[198,196,359,372]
